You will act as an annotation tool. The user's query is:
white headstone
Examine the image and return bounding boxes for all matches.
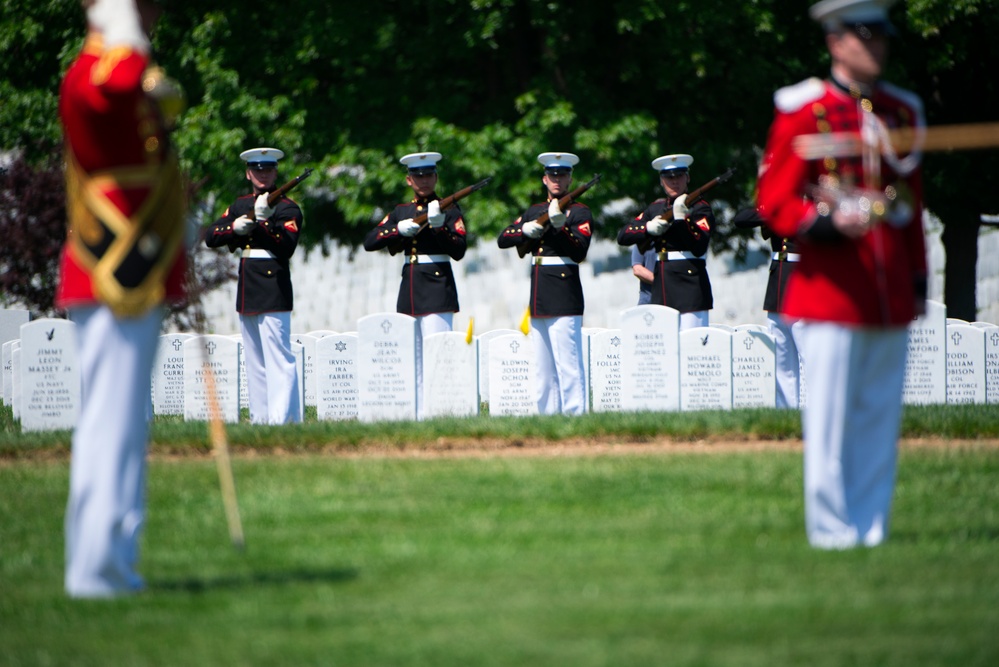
[588,329,623,413]
[946,323,986,404]
[488,333,536,416]
[229,334,248,412]
[2,339,16,406]
[184,335,241,423]
[476,329,518,407]
[620,305,680,412]
[315,333,359,421]
[0,310,29,401]
[18,319,80,432]
[11,343,21,420]
[357,313,418,422]
[307,329,339,338]
[292,333,319,407]
[292,341,306,419]
[679,327,733,411]
[152,333,193,415]
[424,332,479,418]
[982,324,999,404]
[732,329,777,408]
[904,300,947,405]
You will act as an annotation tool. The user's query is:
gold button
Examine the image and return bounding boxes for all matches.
[861,99,873,113]
[144,136,159,152]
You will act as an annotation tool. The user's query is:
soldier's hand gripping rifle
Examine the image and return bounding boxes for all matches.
[516,173,602,258]
[637,167,736,254]
[249,167,314,223]
[387,177,493,255]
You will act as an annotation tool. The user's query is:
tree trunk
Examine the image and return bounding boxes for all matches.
[941,214,980,321]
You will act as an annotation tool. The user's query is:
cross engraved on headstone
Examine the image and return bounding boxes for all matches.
[509,340,520,353]
[206,341,216,355]
[381,319,393,334]
[744,336,756,350]
[991,332,999,347]
[951,331,963,346]
[172,338,183,351]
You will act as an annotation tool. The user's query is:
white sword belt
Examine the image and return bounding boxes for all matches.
[240,248,277,259]
[407,254,451,264]
[656,250,704,262]
[533,256,578,265]
[772,252,801,262]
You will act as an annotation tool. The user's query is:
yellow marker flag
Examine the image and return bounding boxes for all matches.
[465,317,475,344]
[519,307,531,335]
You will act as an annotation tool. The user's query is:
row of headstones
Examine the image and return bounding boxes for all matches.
[3,301,997,432]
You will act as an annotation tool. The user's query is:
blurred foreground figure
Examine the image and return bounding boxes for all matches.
[60,0,186,596]
[757,0,927,549]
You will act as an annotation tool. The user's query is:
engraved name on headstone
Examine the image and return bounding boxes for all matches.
[620,305,680,412]
[903,300,947,405]
[18,319,79,432]
[184,335,241,423]
[588,329,623,413]
[488,333,536,416]
[946,323,986,404]
[315,333,359,421]
[152,333,193,415]
[357,313,417,422]
[424,332,479,418]
[732,329,777,408]
[476,329,518,408]
[680,327,733,411]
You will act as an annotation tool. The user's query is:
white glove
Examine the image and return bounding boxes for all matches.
[254,193,275,220]
[87,0,150,52]
[398,218,420,237]
[672,194,690,221]
[645,215,668,237]
[427,200,445,228]
[522,221,544,239]
[548,199,567,228]
[232,214,255,236]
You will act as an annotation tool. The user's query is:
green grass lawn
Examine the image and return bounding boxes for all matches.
[2,439,998,666]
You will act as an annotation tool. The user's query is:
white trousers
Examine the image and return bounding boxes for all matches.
[240,311,301,424]
[797,322,908,549]
[768,312,803,409]
[531,315,585,415]
[679,310,709,331]
[65,305,162,598]
[415,312,453,420]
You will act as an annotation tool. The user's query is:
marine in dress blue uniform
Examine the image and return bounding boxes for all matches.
[205,147,303,424]
[617,154,715,330]
[363,152,467,418]
[498,152,592,415]
[732,207,803,408]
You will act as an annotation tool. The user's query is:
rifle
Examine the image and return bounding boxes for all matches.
[387,177,492,255]
[636,167,735,254]
[249,167,314,222]
[515,173,602,258]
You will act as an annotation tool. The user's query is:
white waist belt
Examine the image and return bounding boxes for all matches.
[533,256,578,265]
[772,252,801,262]
[408,254,450,264]
[657,250,703,262]
[241,248,276,259]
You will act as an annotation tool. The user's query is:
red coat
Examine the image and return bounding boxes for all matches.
[756,76,927,326]
[56,36,186,313]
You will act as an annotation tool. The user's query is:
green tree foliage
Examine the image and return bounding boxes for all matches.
[1,0,996,317]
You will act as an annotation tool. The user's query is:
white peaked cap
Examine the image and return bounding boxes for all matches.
[537,152,580,170]
[652,154,694,172]
[399,152,443,170]
[239,147,284,164]
[809,0,897,29]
